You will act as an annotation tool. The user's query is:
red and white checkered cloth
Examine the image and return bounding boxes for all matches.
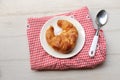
[27,7,106,70]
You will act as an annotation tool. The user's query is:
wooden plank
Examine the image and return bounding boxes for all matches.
[0,55,120,80]
[0,0,120,16]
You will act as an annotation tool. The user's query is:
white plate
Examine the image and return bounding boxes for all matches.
[40,16,85,58]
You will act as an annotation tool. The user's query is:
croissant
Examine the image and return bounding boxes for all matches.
[46,20,78,54]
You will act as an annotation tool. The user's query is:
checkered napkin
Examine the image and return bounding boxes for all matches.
[27,7,106,70]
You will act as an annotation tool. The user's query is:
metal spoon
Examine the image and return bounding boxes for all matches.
[89,10,108,57]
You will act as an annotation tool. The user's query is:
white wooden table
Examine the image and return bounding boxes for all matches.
[0,0,120,80]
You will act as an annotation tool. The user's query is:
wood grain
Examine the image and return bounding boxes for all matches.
[0,0,120,80]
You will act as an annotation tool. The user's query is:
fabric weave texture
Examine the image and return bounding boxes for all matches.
[27,7,106,70]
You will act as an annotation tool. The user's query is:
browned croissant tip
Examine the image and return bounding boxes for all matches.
[46,20,78,54]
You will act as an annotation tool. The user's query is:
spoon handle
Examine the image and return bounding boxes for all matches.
[89,34,99,57]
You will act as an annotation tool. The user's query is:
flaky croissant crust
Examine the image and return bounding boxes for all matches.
[46,20,78,54]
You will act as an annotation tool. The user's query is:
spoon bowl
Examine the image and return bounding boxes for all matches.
[96,10,108,27]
